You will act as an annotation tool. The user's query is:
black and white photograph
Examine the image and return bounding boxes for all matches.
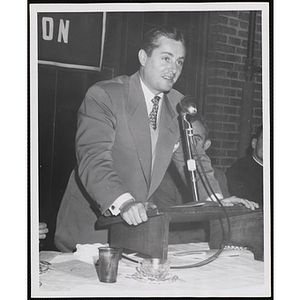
[28,1,273,298]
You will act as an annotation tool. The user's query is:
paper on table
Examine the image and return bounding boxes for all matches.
[121,243,209,267]
[39,251,61,263]
[73,242,108,264]
[121,243,252,268]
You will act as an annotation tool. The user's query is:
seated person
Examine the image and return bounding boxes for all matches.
[226,125,263,207]
[151,114,259,244]
[151,114,258,210]
[189,113,230,199]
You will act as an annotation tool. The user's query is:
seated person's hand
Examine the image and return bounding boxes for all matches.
[39,222,49,239]
[220,196,259,210]
[120,201,157,226]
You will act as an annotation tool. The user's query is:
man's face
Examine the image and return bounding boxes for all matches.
[252,132,263,163]
[139,36,186,94]
[192,121,211,151]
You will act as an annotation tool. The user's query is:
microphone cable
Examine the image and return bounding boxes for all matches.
[192,142,231,242]
[170,131,231,269]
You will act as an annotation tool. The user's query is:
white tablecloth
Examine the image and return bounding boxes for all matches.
[34,243,270,297]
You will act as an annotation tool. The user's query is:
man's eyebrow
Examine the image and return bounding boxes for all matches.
[160,51,173,56]
[194,134,204,139]
[161,51,185,60]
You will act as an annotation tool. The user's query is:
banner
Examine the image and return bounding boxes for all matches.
[38,12,106,71]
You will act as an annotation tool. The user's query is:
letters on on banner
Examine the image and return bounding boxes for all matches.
[38,12,106,71]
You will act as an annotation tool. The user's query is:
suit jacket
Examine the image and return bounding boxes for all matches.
[213,167,230,198]
[54,71,221,252]
[151,166,230,211]
[226,155,263,206]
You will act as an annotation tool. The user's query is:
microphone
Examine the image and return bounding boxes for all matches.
[180,95,197,115]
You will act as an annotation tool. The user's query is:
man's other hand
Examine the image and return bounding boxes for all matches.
[39,222,49,239]
[220,196,259,210]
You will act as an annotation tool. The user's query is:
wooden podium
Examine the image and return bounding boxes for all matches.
[95,202,263,260]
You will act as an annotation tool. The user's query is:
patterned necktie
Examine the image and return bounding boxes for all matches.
[149,95,160,130]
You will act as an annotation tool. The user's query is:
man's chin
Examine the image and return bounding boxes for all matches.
[160,82,175,92]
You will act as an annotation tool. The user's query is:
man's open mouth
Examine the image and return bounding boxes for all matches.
[162,75,175,82]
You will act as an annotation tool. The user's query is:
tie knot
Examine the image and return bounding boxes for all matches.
[152,95,160,104]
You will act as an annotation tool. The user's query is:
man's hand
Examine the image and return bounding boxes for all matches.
[220,196,259,210]
[120,201,157,226]
[39,222,49,239]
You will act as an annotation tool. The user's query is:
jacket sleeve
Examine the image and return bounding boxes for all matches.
[171,140,222,201]
[75,84,129,213]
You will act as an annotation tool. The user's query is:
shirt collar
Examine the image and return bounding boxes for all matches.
[139,77,163,104]
[252,154,263,166]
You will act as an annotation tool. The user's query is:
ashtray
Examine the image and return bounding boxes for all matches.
[126,258,179,284]
[127,272,178,284]
[137,258,171,281]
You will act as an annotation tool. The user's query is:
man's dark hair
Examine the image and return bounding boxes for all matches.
[245,124,263,155]
[141,26,188,57]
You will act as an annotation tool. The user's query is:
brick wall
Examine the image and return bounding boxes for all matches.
[204,11,262,170]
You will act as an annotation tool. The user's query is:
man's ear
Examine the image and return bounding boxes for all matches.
[138,49,147,66]
[203,139,211,151]
[251,138,257,149]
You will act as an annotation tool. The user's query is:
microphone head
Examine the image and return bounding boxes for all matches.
[180,95,197,115]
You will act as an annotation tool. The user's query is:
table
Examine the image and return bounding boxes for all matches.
[34,243,270,297]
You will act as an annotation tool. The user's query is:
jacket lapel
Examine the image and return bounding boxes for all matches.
[126,73,152,188]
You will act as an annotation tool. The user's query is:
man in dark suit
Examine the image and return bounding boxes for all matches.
[54,27,256,252]
[226,125,263,207]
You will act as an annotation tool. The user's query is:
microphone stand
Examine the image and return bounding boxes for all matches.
[181,112,199,202]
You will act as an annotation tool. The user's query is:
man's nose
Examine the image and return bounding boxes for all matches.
[168,61,177,73]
